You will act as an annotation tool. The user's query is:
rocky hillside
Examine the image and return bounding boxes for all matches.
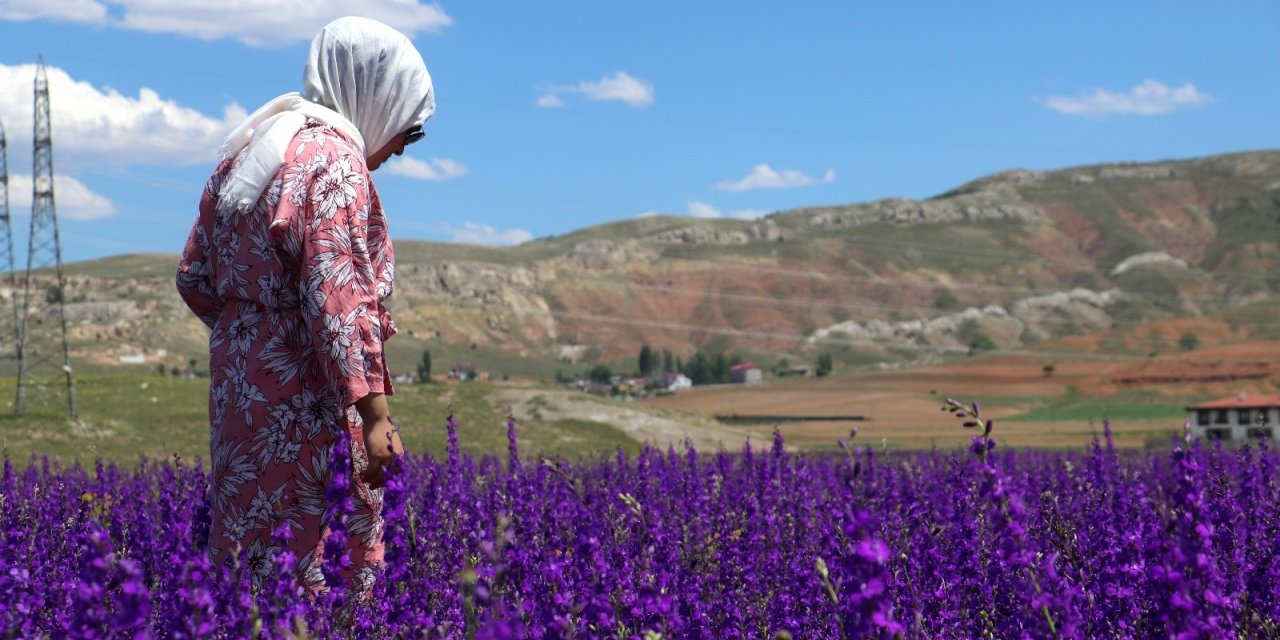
[7,149,1279,379]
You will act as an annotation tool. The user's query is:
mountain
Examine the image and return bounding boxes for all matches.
[8,149,1280,380]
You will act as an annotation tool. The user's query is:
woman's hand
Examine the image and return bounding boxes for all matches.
[361,416,403,487]
[355,392,404,487]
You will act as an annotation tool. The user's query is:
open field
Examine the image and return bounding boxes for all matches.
[0,375,663,468]
[644,342,1280,450]
[3,340,1278,466]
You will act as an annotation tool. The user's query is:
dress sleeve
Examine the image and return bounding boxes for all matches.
[297,153,389,409]
[176,201,222,330]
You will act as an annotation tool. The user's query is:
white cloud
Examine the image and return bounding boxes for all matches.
[535,94,565,108]
[385,157,469,181]
[0,0,106,22]
[687,201,722,219]
[6,174,117,221]
[1043,79,1212,116]
[0,63,240,170]
[716,164,836,192]
[441,222,532,246]
[0,1,452,46]
[537,71,654,108]
[685,201,766,220]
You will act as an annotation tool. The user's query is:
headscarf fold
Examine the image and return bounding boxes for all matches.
[216,16,435,215]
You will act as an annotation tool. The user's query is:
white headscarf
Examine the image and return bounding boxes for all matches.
[217,16,435,214]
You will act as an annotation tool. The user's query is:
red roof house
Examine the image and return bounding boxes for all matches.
[1186,392,1280,441]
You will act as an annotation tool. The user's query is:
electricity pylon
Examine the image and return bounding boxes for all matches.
[16,58,77,419]
[0,121,20,366]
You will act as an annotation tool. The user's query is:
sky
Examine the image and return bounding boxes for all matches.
[0,1,1277,264]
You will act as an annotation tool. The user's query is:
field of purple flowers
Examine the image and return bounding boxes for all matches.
[2,406,1278,639]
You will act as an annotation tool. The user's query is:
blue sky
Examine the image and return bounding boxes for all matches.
[0,1,1277,264]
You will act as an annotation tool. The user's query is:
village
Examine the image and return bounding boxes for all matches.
[444,358,790,400]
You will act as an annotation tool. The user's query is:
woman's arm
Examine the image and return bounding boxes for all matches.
[295,141,402,480]
[176,211,222,329]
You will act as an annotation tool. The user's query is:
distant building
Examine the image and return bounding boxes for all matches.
[449,362,478,380]
[730,362,763,385]
[664,372,692,390]
[1187,392,1280,441]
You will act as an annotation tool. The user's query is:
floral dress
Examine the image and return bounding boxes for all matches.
[177,121,395,593]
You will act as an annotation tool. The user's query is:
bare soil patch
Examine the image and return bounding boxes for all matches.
[495,387,754,453]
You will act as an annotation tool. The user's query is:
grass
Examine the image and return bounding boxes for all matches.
[0,373,210,468]
[0,373,640,470]
[1005,394,1189,423]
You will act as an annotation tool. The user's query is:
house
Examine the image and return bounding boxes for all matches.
[664,372,692,391]
[448,362,478,380]
[777,365,812,377]
[730,362,763,385]
[1186,392,1280,441]
[623,376,649,392]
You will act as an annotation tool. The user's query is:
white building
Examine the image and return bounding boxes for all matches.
[1187,393,1280,441]
[730,362,763,384]
[664,372,692,390]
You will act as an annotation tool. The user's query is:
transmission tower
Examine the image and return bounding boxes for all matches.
[0,121,20,365]
[16,58,77,419]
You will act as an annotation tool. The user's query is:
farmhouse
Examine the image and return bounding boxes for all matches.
[663,372,692,391]
[449,362,484,381]
[1186,392,1280,441]
[730,362,763,384]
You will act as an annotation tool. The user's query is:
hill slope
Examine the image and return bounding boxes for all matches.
[10,149,1279,379]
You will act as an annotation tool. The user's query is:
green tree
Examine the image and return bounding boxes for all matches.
[416,349,432,383]
[968,334,997,355]
[711,352,730,384]
[931,290,959,310]
[1042,363,1056,377]
[589,364,613,384]
[1179,332,1201,351]
[816,352,833,377]
[638,345,655,376]
[685,352,710,386]
[662,349,674,374]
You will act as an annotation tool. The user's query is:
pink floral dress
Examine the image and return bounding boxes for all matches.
[177,121,395,592]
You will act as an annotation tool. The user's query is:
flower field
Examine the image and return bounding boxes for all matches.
[2,410,1279,639]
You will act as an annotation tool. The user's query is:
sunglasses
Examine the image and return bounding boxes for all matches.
[404,126,426,146]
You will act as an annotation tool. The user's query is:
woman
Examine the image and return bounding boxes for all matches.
[176,16,432,593]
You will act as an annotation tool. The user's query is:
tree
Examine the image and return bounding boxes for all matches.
[968,334,997,355]
[589,364,613,384]
[711,352,730,384]
[931,290,959,310]
[1179,332,1201,351]
[638,345,655,376]
[684,352,710,386]
[1042,363,1056,377]
[816,352,834,377]
[416,349,432,383]
[662,349,674,374]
